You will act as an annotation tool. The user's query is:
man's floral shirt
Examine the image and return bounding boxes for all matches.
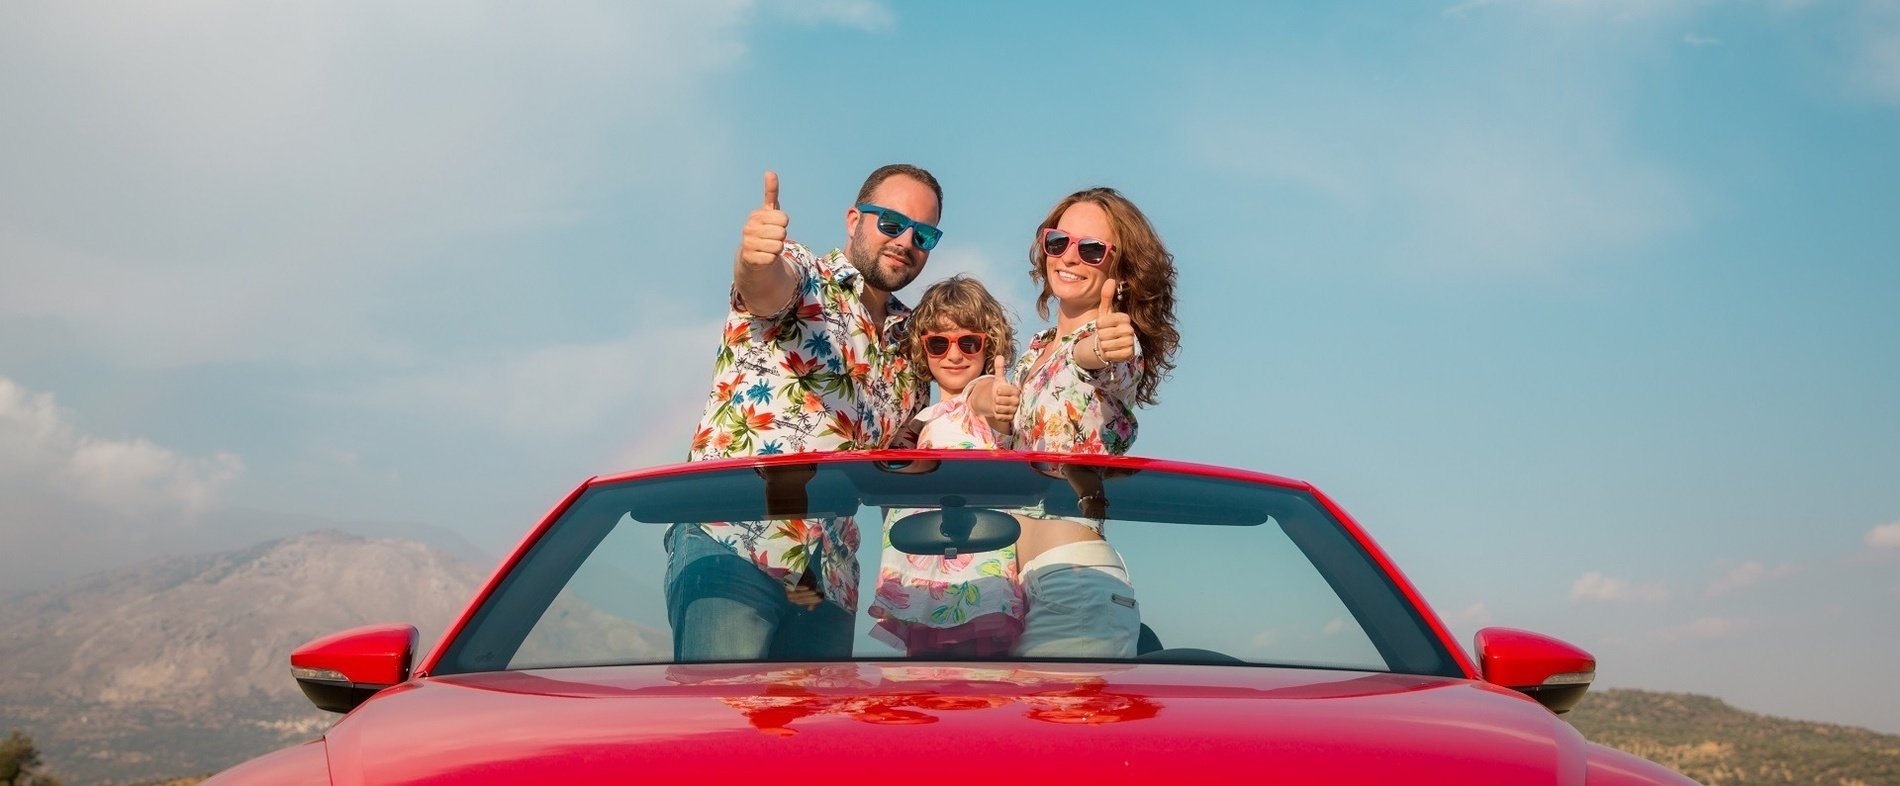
[683,242,923,613]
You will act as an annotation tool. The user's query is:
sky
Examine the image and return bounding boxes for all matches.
[2,0,1897,733]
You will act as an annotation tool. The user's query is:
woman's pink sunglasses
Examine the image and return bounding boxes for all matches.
[1040,228,1114,266]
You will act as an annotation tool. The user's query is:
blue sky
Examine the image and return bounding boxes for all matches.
[2,1,1896,733]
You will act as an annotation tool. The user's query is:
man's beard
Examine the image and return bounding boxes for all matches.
[846,230,923,293]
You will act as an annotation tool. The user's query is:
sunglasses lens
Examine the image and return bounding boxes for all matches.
[924,336,950,356]
[912,223,941,251]
[1042,229,1071,257]
[875,212,906,238]
[956,335,984,354]
[1079,240,1109,265]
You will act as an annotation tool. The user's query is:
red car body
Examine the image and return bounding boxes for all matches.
[208,451,1698,785]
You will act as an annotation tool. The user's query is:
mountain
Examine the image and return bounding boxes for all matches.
[0,530,490,784]
[1564,689,1900,785]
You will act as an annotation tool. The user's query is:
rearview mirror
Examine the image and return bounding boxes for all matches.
[887,500,1021,556]
[290,623,418,713]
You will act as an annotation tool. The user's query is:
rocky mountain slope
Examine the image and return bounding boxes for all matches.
[0,531,489,784]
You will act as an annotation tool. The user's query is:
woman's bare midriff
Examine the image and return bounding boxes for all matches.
[1014,515,1104,566]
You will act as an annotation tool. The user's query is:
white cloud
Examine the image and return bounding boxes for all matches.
[1441,0,1701,23]
[1,377,242,517]
[1852,1,1900,106]
[1445,602,1495,627]
[67,436,242,516]
[1322,618,1349,636]
[1179,55,1689,275]
[769,0,895,32]
[0,376,246,589]
[348,320,718,442]
[1443,0,1510,18]
[1683,33,1722,47]
[1706,560,1801,597]
[1570,571,1669,604]
[1867,522,1900,549]
[0,1,755,368]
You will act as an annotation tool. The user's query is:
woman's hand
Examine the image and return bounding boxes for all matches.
[1095,279,1136,363]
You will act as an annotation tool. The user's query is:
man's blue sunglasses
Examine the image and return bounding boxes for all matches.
[855,204,943,251]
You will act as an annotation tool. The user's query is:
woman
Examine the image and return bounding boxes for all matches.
[974,187,1179,658]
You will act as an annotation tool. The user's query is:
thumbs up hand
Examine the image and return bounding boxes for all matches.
[1094,279,1136,363]
[738,171,789,269]
[988,355,1020,422]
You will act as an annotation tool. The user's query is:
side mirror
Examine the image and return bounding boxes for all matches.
[1473,627,1595,714]
[290,623,418,713]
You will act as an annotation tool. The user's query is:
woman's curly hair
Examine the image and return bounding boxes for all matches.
[905,274,1017,388]
[1029,187,1180,406]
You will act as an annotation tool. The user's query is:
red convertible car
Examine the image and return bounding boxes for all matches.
[207,451,1697,785]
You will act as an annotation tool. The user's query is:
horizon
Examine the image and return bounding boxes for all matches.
[2,1,1896,736]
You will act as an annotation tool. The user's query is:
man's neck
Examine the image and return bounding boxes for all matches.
[862,286,892,330]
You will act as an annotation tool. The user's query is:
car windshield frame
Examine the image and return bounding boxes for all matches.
[424,451,1470,681]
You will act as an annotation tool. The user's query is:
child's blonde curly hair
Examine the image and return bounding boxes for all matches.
[905,275,1017,386]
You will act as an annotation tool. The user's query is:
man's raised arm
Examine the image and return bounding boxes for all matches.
[733,170,798,315]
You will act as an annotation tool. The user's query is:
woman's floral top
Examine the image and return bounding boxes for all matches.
[683,242,924,614]
[868,387,1024,655]
[1009,322,1144,455]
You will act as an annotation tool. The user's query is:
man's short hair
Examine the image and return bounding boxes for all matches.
[855,164,943,209]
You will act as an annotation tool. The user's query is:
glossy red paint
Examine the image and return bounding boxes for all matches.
[291,623,417,687]
[1477,627,1597,688]
[268,662,1684,785]
[200,739,329,786]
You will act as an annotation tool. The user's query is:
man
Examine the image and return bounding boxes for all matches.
[667,164,943,660]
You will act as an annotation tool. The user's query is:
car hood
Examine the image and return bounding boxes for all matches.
[322,662,1621,785]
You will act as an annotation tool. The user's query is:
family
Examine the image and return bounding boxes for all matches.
[665,163,1180,662]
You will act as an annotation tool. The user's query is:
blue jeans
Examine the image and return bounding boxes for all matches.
[664,523,853,661]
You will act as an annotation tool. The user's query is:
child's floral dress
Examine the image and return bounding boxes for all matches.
[867,385,1024,656]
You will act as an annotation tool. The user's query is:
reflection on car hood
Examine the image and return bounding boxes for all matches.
[324,662,1601,785]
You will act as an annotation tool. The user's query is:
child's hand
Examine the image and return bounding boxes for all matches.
[989,356,1020,421]
[1095,279,1137,363]
[737,171,789,268]
[785,583,823,611]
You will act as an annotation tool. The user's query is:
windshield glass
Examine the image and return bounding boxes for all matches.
[433,456,1460,678]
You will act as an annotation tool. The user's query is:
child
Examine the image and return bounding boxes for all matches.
[868,275,1023,657]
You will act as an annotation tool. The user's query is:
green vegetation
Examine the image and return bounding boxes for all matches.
[1567,689,1900,785]
[0,731,62,786]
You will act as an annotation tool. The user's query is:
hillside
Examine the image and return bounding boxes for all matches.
[0,531,490,784]
[1566,689,1900,785]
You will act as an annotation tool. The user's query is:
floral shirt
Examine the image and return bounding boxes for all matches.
[684,242,924,613]
[869,388,1023,655]
[1009,322,1144,455]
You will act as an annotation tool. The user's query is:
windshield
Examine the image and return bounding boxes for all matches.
[432,455,1461,678]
